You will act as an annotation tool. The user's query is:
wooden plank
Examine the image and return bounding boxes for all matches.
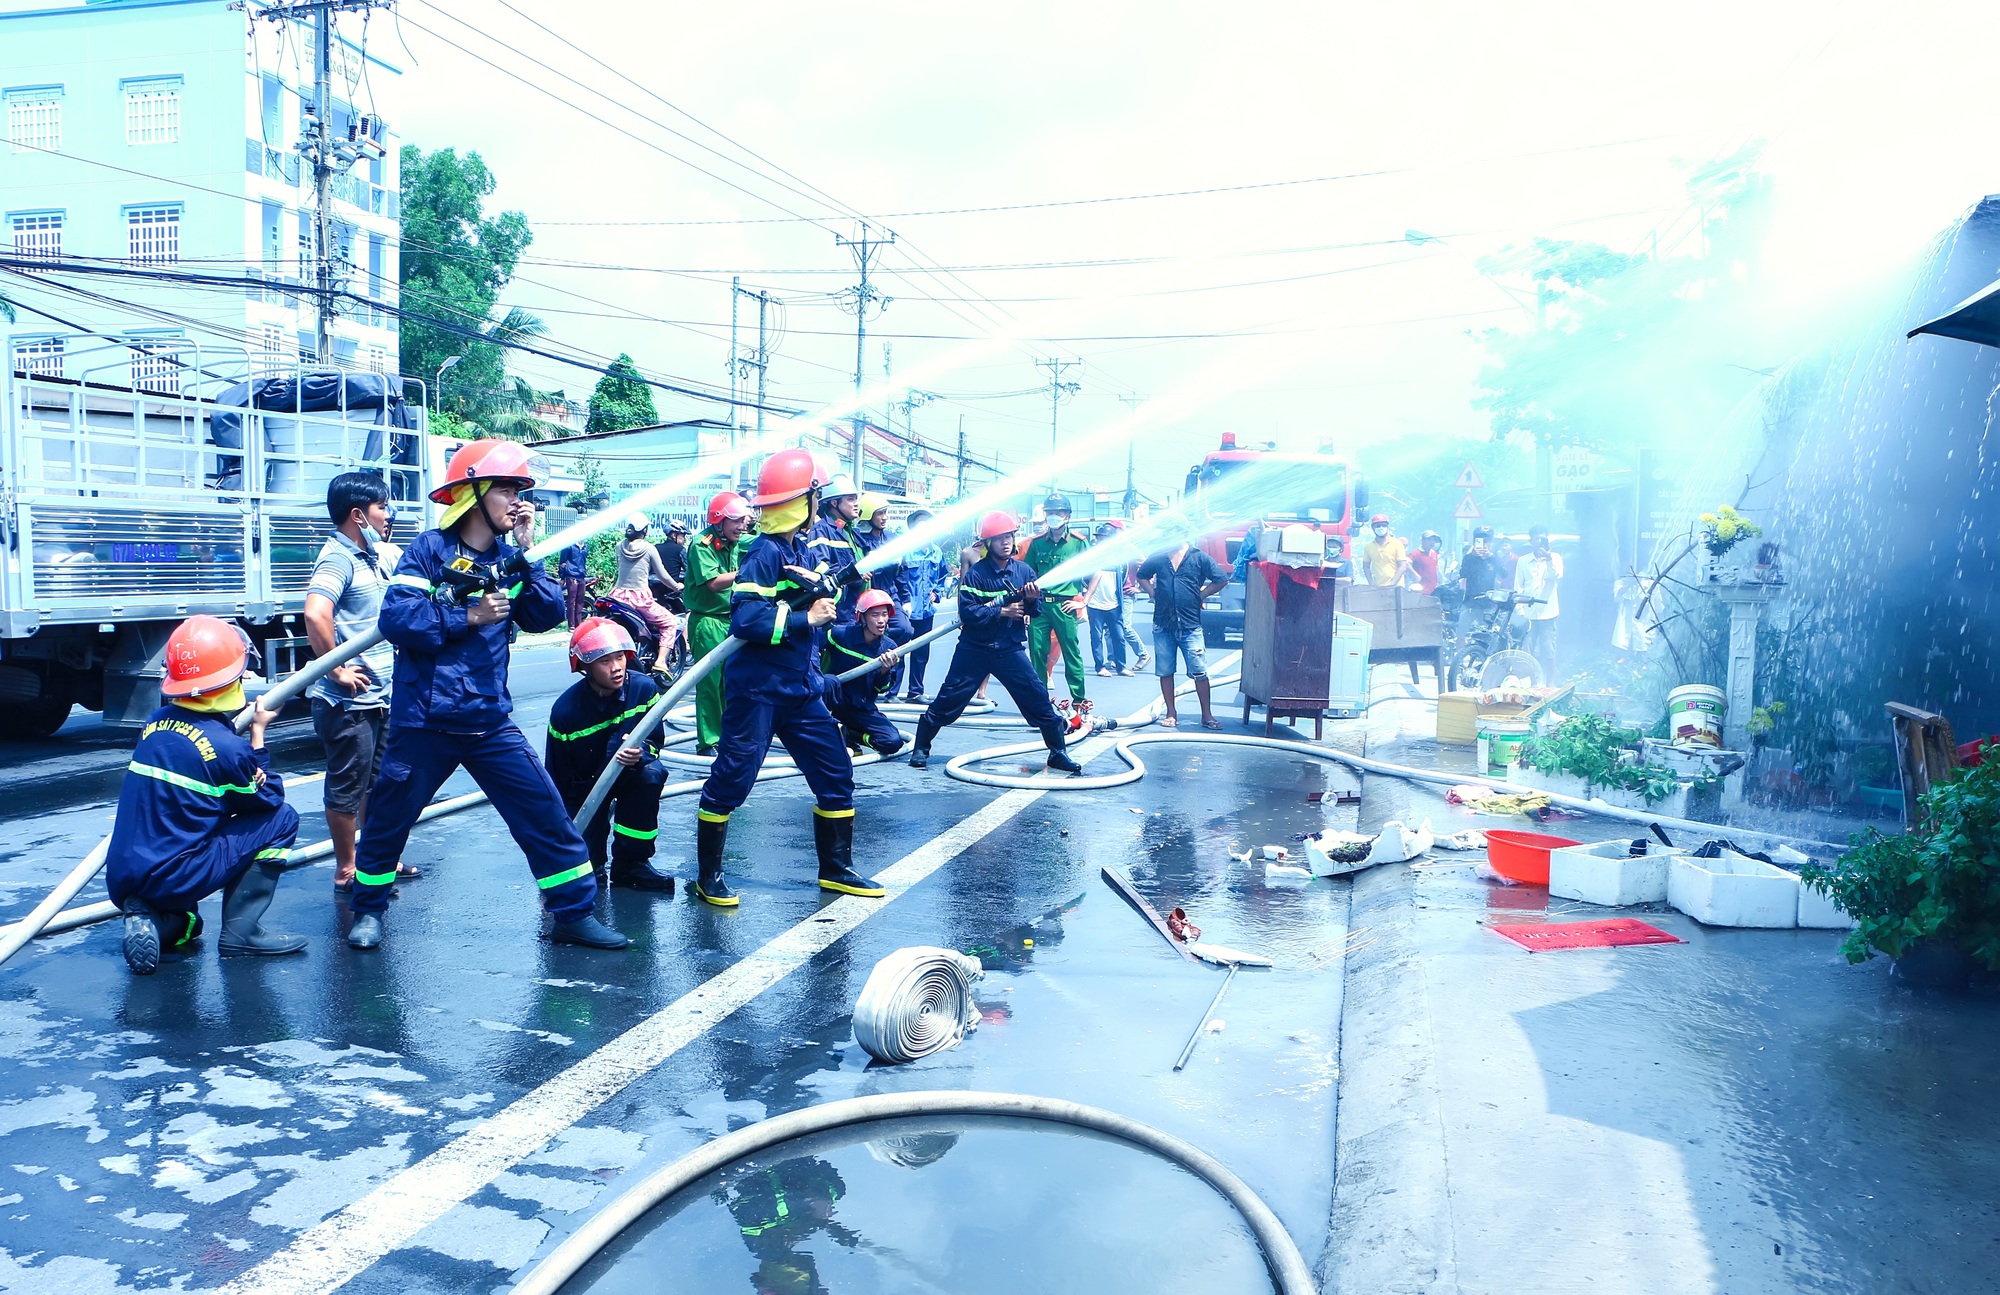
[1100,866,1201,964]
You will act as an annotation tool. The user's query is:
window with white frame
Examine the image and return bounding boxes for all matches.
[9,211,62,262]
[362,344,388,374]
[123,77,181,146]
[12,336,65,379]
[5,87,61,154]
[129,334,183,395]
[254,323,290,377]
[127,205,180,263]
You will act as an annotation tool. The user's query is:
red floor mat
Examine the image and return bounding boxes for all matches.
[1488,917,1684,952]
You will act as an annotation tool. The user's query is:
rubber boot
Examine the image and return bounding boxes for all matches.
[908,716,940,769]
[695,815,738,907]
[550,912,630,949]
[122,899,160,976]
[347,912,383,950]
[815,812,885,897]
[219,861,308,957]
[610,857,676,894]
[1045,728,1084,775]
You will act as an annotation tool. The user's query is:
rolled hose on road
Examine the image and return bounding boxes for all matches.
[946,677,1844,856]
[851,946,983,1064]
[506,1091,1317,1295]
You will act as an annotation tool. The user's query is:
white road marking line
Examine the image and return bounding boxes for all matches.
[214,777,1078,1295]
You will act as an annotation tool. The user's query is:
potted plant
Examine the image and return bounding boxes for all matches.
[1802,758,2000,988]
[1516,714,1703,813]
[1697,505,1763,583]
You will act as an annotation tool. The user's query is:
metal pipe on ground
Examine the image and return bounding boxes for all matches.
[506,1091,1317,1295]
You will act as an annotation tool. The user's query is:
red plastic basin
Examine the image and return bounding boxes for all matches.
[1485,829,1582,887]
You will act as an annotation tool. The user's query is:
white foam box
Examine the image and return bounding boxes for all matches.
[1792,877,1856,929]
[1668,852,1799,928]
[1548,839,1676,907]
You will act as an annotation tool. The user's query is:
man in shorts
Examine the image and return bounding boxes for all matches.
[304,472,416,892]
[1135,523,1230,729]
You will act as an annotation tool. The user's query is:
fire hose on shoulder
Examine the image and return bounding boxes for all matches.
[506,1090,1317,1295]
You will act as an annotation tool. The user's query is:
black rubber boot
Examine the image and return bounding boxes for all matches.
[695,815,738,907]
[1045,730,1084,775]
[219,861,308,957]
[121,899,160,975]
[815,812,885,897]
[609,858,676,894]
[908,716,940,768]
[550,912,630,949]
[347,912,383,950]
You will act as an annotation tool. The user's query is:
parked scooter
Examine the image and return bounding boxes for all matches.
[1446,590,1546,692]
[588,594,684,687]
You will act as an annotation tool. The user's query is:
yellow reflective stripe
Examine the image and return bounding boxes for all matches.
[254,847,290,862]
[504,582,523,598]
[698,809,730,823]
[537,861,596,890]
[390,573,433,591]
[612,823,658,840]
[548,701,653,743]
[354,867,399,886]
[735,581,778,596]
[960,586,1007,602]
[128,761,256,798]
[811,806,855,819]
[771,614,786,645]
[827,638,875,664]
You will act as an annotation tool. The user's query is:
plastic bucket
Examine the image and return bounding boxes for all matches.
[1479,718,1533,769]
[1485,829,1583,887]
[1666,684,1726,747]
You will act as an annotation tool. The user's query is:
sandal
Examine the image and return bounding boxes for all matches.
[396,863,423,880]
[1158,715,1178,728]
[1202,717,1224,730]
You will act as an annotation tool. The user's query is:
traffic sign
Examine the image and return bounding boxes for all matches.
[1454,462,1485,490]
[1453,491,1483,520]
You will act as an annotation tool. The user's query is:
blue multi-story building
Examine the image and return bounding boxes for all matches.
[1,0,402,388]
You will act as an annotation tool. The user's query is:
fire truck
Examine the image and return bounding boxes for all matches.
[0,349,428,738]
[1183,432,1365,641]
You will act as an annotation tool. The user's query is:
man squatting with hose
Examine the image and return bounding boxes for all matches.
[821,588,908,757]
[692,449,886,907]
[544,618,678,893]
[347,438,629,952]
[908,511,1086,773]
[686,490,753,757]
[109,616,304,974]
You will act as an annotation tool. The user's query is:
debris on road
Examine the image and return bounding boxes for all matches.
[1487,918,1684,953]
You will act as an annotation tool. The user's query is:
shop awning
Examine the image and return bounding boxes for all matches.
[1909,278,2000,348]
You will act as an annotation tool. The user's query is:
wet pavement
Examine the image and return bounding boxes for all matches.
[1331,705,2000,1295]
[0,650,1351,1294]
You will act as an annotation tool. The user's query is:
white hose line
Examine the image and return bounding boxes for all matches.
[507,1091,1316,1295]
[850,947,983,1064]
[572,638,744,830]
[830,619,961,684]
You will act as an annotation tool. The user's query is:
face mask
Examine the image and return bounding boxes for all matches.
[760,496,812,535]
[174,681,246,715]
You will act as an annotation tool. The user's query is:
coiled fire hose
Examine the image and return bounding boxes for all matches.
[506,1091,1317,1295]
[852,946,984,1064]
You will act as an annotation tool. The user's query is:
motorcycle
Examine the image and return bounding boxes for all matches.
[1445,589,1546,693]
[588,592,685,688]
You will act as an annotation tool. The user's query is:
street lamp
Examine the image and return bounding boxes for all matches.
[434,354,462,417]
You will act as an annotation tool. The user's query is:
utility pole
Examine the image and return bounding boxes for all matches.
[956,414,968,502]
[835,225,894,489]
[1037,358,1081,485]
[729,274,741,460]
[1118,393,1145,516]
[729,280,774,488]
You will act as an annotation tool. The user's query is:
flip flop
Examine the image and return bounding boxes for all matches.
[1202,717,1224,730]
[1158,715,1178,728]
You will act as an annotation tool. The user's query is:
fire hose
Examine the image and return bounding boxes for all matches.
[851,946,985,1065]
[506,1091,1317,1295]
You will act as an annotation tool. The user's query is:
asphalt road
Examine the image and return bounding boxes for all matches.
[0,644,1352,1294]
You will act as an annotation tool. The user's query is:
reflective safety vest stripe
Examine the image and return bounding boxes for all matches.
[127,761,257,798]
[547,701,653,743]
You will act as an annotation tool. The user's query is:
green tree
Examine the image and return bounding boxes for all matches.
[585,354,658,434]
[571,453,611,512]
[399,145,534,424]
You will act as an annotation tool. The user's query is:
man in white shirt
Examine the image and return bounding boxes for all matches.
[1514,524,1564,672]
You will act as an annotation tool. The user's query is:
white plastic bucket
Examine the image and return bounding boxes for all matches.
[1666,684,1726,747]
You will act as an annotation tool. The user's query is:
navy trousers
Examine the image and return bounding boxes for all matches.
[112,803,299,914]
[829,697,906,755]
[924,643,1063,741]
[898,612,935,697]
[575,758,667,867]
[354,724,598,920]
[699,692,855,819]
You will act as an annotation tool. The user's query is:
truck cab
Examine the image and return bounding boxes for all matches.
[1182,433,1362,642]
[0,351,428,738]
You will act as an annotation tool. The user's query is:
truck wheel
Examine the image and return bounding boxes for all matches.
[2,692,73,740]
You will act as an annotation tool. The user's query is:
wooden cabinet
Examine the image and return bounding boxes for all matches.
[1239,566,1370,737]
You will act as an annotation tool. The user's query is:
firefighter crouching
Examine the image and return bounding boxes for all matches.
[694,448,884,907]
[820,588,907,757]
[909,510,1085,773]
[349,438,628,952]
[545,618,678,894]
[108,615,305,975]
[686,489,753,757]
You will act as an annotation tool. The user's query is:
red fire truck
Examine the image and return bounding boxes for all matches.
[1182,432,1366,641]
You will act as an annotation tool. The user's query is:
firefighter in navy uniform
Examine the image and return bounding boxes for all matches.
[544,617,678,893]
[802,469,863,624]
[349,438,628,952]
[693,449,882,907]
[108,615,306,975]
[908,510,1085,773]
[819,588,906,756]
[719,1157,855,1295]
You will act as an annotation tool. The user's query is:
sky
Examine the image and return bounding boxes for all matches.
[368,0,2000,499]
